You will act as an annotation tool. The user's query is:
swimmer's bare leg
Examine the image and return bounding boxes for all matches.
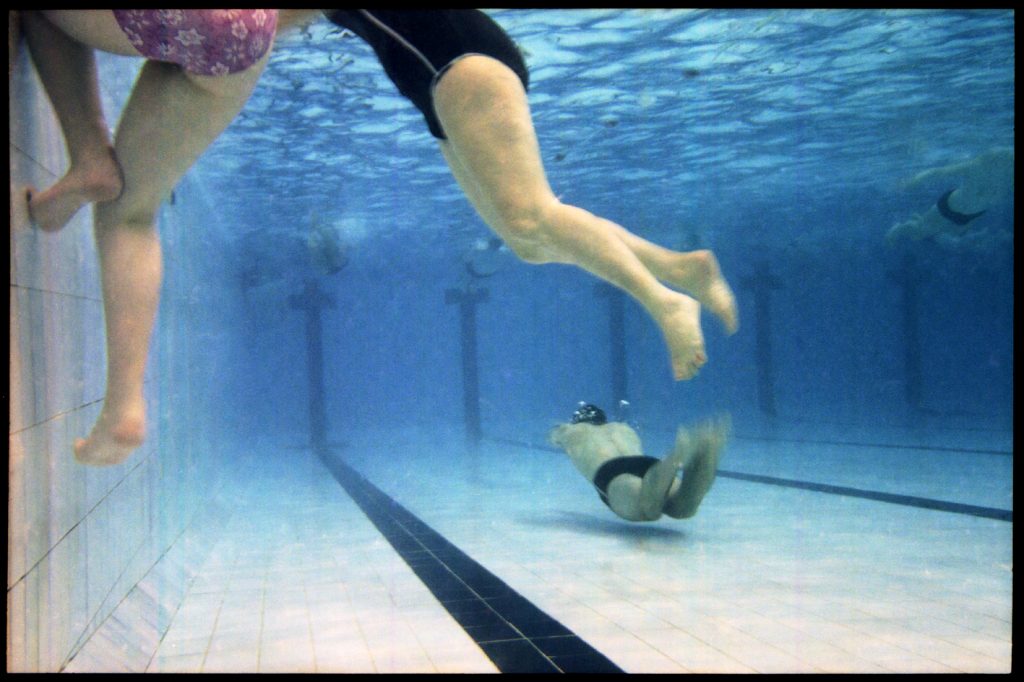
[20,11,123,232]
[885,214,930,245]
[634,427,701,520]
[71,37,272,465]
[434,55,708,380]
[886,201,974,245]
[664,418,729,519]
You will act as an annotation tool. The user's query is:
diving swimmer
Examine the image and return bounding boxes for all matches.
[549,403,728,523]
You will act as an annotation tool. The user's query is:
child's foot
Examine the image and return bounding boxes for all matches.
[74,403,145,467]
[654,291,706,381]
[28,146,123,232]
[662,250,739,335]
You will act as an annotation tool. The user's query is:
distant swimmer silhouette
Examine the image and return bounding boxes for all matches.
[463,236,507,280]
[886,147,1013,244]
[549,404,728,523]
[307,214,350,276]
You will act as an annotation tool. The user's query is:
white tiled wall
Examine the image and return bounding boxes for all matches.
[8,22,226,672]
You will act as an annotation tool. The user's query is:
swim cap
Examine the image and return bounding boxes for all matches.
[571,403,607,425]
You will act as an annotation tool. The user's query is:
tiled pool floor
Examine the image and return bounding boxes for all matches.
[71,422,1012,673]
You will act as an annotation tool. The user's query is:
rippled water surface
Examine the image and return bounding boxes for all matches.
[87,9,1013,428]
[159,9,1011,256]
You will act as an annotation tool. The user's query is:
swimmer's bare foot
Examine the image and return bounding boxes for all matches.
[687,416,729,475]
[654,291,706,381]
[665,426,701,470]
[73,402,145,467]
[28,146,123,232]
[660,250,739,335]
[663,417,728,519]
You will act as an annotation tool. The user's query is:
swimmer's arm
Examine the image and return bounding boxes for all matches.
[901,147,1012,190]
[902,159,972,189]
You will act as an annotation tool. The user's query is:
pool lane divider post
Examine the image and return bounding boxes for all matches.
[594,283,629,421]
[445,284,488,457]
[289,278,334,452]
[741,261,782,419]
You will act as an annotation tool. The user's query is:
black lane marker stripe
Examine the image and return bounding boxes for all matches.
[716,471,1013,522]
[732,435,1011,457]
[487,433,1011,458]
[483,437,1013,523]
[318,449,625,674]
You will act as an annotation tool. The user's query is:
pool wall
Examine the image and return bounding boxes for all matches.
[8,31,232,672]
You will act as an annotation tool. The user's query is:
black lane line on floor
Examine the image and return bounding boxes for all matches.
[733,435,1011,457]
[483,437,1013,523]
[318,449,625,674]
[716,471,1013,522]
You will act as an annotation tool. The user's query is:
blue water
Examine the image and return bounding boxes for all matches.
[99,9,1014,452]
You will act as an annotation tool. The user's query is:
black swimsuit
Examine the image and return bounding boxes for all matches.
[592,456,661,509]
[323,10,530,139]
[936,189,987,227]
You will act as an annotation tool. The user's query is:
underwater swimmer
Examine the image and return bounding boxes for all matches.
[320,10,738,381]
[307,214,350,276]
[549,404,728,523]
[886,147,1014,244]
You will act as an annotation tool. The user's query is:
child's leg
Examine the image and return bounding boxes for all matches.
[20,11,123,232]
[74,220,158,465]
[74,52,272,465]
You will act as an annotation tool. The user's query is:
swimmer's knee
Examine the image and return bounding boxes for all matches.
[499,201,573,262]
[492,212,542,259]
[493,197,561,256]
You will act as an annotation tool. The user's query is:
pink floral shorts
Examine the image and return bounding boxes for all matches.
[112,9,278,76]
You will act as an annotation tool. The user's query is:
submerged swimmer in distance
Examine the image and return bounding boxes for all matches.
[886,147,1013,244]
[549,404,728,523]
[307,214,350,276]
